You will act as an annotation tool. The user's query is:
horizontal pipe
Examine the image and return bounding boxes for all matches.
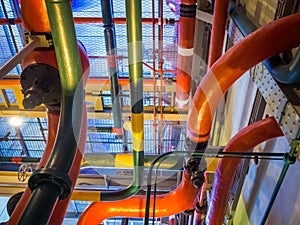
[77,170,200,225]
[206,116,284,225]
[0,17,176,27]
[188,12,300,142]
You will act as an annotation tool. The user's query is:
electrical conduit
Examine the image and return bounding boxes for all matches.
[175,0,197,108]
[187,12,300,143]
[206,116,283,225]
[16,0,87,224]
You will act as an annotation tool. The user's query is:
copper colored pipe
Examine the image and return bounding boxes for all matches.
[175,1,197,108]
[206,117,284,225]
[207,0,229,67]
[77,170,200,225]
[188,12,300,143]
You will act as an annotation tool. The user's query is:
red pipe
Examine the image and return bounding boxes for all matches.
[206,116,284,225]
[77,170,200,225]
[208,0,229,68]
[175,0,197,108]
[7,112,59,225]
[188,12,300,143]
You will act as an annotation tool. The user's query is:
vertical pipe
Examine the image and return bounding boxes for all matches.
[207,0,229,67]
[158,0,164,154]
[101,0,123,137]
[152,0,157,155]
[17,0,84,224]
[100,0,144,201]
[175,0,197,108]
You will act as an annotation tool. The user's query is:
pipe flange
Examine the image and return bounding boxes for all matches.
[21,63,61,110]
[195,200,207,214]
[184,158,201,174]
[28,168,71,200]
[191,170,205,188]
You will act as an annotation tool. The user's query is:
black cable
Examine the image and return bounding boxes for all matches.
[144,150,287,225]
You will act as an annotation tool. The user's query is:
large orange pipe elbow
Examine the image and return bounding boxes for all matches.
[77,170,200,225]
[175,0,197,108]
[208,0,229,67]
[7,112,59,225]
[206,116,283,225]
[188,13,300,143]
[20,0,51,32]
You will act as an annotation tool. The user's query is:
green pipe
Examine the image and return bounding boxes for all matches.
[100,0,144,201]
[45,0,83,172]
[18,0,83,224]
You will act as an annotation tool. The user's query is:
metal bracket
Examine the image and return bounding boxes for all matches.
[25,33,53,48]
[291,139,300,161]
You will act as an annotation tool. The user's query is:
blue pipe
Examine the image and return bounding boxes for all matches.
[228,0,300,84]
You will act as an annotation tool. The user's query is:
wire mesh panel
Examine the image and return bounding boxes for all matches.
[0,0,23,75]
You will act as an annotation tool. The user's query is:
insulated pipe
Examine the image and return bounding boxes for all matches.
[99,0,144,201]
[101,0,123,137]
[175,0,197,108]
[228,0,300,84]
[206,116,284,225]
[187,12,300,143]
[77,170,200,225]
[207,0,229,67]
[17,0,86,224]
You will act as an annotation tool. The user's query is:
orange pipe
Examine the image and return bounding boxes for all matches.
[206,116,284,225]
[208,0,229,68]
[20,0,50,32]
[175,1,197,108]
[77,170,200,225]
[7,112,59,225]
[188,12,300,143]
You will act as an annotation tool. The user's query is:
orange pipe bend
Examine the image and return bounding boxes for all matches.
[206,116,284,225]
[20,0,51,32]
[188,12,300,143]
[7,112,59,225]
[77,170,200,225]
[208,0,229,68]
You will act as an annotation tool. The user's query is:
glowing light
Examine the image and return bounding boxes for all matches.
[9,117,22,127]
